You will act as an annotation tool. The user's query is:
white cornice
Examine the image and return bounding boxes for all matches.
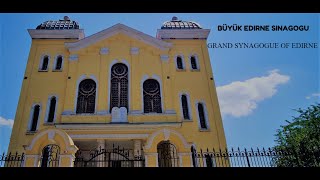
[69,134,149,140]
[65,23,172,52]
[156,29,210,39]
[55,122,181,130]
[28,29,85,39]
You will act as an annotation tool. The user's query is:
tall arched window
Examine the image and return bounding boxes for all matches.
[76,79,96,114]
[190,56,198,70]
[47,97,56,123]
[198,103,207,129]
[176,56,183,70]
[40,56,49,71]
[143,79,162,113]
[110,63,128,112]
[157,141,178,167]
[40,144,60,167]
[30,105,40,132]
[54,56,63,70]
[181,95,190,120]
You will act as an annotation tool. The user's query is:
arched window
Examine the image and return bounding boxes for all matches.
[176,56,183,70]
[54,56,63,70]
[110,63,128,112]
[76,79,96,114]
[30,105,40,131]
[40,56,49,71]
[198,103,207,129]
[190,56,198,70]
[143,79,162,113]
[47,97,56,123]
[157,141,178,167]
[191,146,197,167]
[181,95,190,120]
[40,144,60,167]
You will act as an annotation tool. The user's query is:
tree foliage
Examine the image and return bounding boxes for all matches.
[274,103,320,167]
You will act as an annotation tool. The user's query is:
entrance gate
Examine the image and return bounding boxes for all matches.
[74,145,145,167]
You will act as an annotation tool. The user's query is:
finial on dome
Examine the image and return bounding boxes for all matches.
[64,16,70,21]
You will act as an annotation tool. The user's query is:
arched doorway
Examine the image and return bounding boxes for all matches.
[157,141,179,167]
[40,144,60,167]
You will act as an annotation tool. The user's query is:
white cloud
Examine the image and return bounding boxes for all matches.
[0,116,14,128]
[217,69,290,117]
[306,93,320,100]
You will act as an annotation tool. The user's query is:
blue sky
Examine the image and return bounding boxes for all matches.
[0,13,319,153]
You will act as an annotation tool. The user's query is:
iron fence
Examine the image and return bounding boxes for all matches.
[0,152,25,167]
[74,145,145,167]
[193,147,320,167]
[1,146,319,167]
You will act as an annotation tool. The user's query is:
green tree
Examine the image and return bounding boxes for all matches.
[274,103,320,167]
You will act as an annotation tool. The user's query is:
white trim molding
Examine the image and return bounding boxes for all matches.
[53,54,64,71]
[178,92,192,121]
[38,54,50,71]
[131,47,139,55]
[28,29,84,39]
[28,103,42,132]
[25,129,78,153]
[174,54,185,70]
[100,47,109,55]
[189,54,200,71]
[178,154,183,167]
[44,95,59,123]
[69,54,78,61]
[160,55,169,62]
[144,128,192,150]
[107,59,131,113]
[55,122,182,131]
[74,74,99,114]
[69,134,149,140]
[195,100,210,131]
[65,24,172,52]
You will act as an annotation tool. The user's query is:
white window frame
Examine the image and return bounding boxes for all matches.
[107,59,131,113]
[74,75,98,114]
[53,55,64,71]
[38,55,50,71]
[175,54,185,71]
[28,103,42,132]
[44,95,58,124]
[189,54,200,71]
[179,92,192,121]
[141,74,164,114]
[195,101,210,131]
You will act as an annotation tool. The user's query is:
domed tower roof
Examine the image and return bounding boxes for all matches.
[29,16,84,39]
[156,17,209,39]
[36,16,80,30]
[161,16,202,29]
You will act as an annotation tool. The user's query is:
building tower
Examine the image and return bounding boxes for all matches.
[8,16,227,167]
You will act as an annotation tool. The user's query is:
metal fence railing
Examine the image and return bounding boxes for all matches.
[193,147,320,167]
[1,146,319,167]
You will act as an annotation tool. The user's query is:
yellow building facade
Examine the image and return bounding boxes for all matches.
[8,16,227,167]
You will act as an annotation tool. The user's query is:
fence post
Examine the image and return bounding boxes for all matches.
[244,148,251,167]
